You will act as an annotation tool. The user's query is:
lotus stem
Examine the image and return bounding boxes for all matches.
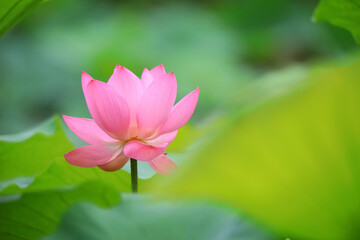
[130,158,138,193]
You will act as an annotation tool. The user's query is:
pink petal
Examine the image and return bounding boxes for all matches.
[140,68,154,87]
[137,72,177,138]
[81,71,97,121]
[150,64,166,79]
[98,151,129,172]
[159,87,199,134]
[123,141,167,161]
[81,71,93,92]
[64,145,118,167]
[148,154,178,175]
[86,80,130,141]
[108,65,143,97]
[81,71,94,104]
[145,130,178,146]
[107,65,144,136]
[63,115,119,145]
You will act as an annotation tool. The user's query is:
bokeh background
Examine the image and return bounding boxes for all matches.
[1,0,360,239]
[0,0,356,133]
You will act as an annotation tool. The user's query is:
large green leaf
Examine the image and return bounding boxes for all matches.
[313,0,360,44]
[0,181,121,240]
[0,156,135,195]
[0,116,135,239]
[0,115,136,196]
[0,115,73,188]
[151,58,360,240]
[0,0,49,36]
[46,196,275,240]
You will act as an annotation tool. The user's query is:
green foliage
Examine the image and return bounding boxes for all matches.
[0,115,136,196]
[1,1,360,239]
[152,58,360,240]
[0,113,271,240]
[46,196,274,240]
[314,0,360,44]
[0,0,49,36]
[2,0,356,134]
[0,155,135,195]
[0,115,72,183]
[0,115,133,239]
[0,181,121,240]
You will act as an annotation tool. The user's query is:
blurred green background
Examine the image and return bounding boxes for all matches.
[0,0,356,134]
[1,0,360,239]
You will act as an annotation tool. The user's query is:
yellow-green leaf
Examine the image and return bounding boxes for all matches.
[152,58,360,240]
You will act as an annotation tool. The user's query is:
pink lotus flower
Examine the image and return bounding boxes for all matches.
[63,65,199,175]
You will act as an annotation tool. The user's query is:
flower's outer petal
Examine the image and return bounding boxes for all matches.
[82,71,94,105]
[63,115,119,145]
[148,154,178,175]
[86,80,130,140]
[137,72,177,138]
[150,64,166,79]
[159,87,199,134]
[145,130,178,147]
[81,71,93,93]
[98,151,129,172]
[141,68,154,87]
[123,141,167,162]
[64,145,118,167]
[107,65,144,137]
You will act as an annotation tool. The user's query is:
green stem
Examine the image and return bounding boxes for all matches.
[130,158,138,193]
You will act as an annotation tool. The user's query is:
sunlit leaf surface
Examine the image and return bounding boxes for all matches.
[152,58,360,240]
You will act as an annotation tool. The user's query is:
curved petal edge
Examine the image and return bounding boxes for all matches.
[98,150,129,172]
[159,87,199,134]
[64,145,118,168]
[86,79,131,140]
[123,141,167,161]
[62,115,119,145]
[148,154,178,175]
